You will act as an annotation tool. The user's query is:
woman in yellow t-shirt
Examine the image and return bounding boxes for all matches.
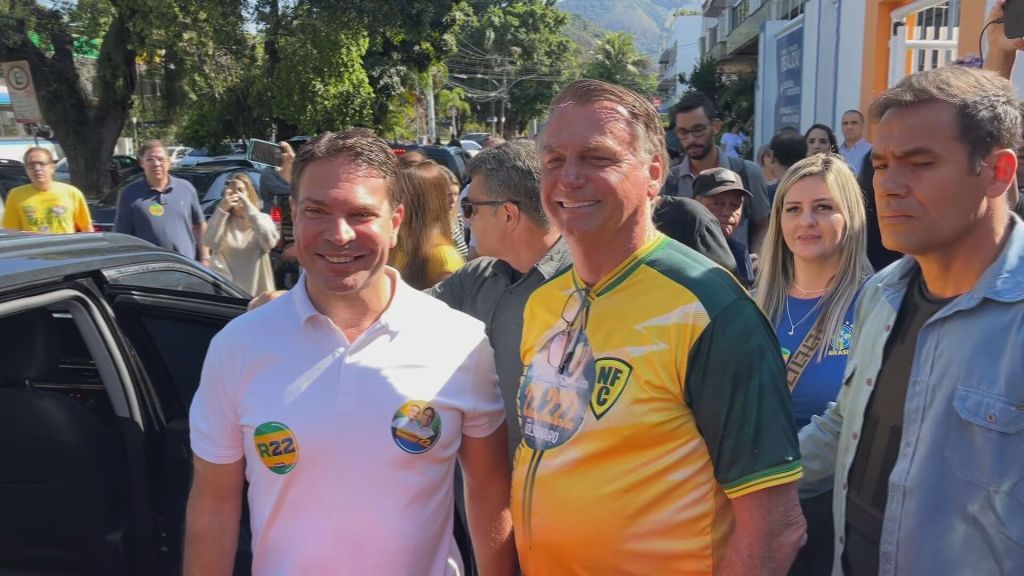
[390,160,465,289]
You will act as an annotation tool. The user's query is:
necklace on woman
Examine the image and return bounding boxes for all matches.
[785,296,824,336]
[791,282,828,295]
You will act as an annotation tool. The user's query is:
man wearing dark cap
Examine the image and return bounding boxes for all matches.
[691,167,755,285]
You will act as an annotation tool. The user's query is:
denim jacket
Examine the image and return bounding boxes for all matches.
[799,216,1024,576]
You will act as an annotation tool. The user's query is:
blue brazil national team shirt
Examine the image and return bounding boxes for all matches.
[776,295,856,429]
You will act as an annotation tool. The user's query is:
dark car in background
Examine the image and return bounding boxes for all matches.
[391,144,472,185]
[460,132,490,145]
[54,155,144,191]
[0,158,30,202]
[264,136,313,289]
[0,231,251,575]
[88,165,270,232]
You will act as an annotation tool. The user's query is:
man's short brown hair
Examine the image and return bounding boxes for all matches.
[292,129,401,207]
[547,79,667,186]
[871,66,1022,172]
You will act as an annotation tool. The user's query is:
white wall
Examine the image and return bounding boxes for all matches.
[756,0,866,147]
[834,0,866,125]
[814,0,839,127]
[671,15,705,93]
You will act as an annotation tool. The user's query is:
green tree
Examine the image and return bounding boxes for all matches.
[582,31,657,96]
[270,7,374,133]
[678,56,727,105]
[179,0,466,146]
[452,0,575,135]
[678,57,756,133]
[0,0,247,196]
[436,87,472,137]
[349,0,468,129]
[723,72,756,130]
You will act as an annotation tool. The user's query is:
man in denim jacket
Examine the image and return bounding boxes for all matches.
[799,66,1024,575]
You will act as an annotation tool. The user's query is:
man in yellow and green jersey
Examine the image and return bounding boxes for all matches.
[3,147,93,234]
[512,80,806,575]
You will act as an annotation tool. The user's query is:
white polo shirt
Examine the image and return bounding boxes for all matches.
[190,269,505,575]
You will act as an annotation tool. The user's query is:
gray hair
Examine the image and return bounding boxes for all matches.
[871,66,1022,172]
[467,141,547,228]
[137,139,166,160]
[547,79,668,187]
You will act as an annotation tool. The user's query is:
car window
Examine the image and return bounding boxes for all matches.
[170,172,215,199]
[106,267,232,296]
[125,309,228,418]
[452,153,468,183]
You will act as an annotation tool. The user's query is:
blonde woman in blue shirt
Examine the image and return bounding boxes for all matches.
[754,153,873,576]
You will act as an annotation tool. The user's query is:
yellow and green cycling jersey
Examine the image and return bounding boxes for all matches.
[512,233,802,575]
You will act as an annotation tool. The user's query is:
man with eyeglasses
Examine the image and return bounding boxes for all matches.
[429,140,570,459]
[3,147,93,233]
[114,140,209,263]
[662,92,771,252]
[512,79,805,575]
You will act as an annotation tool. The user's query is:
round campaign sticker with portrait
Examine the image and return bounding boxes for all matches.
[253,421,300,475]
[517,328,595,451]
[391,400,442,454]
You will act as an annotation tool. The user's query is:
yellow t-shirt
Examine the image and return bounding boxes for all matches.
[3,182,92,234]
[512,234,802,575]
[391,243,464,288]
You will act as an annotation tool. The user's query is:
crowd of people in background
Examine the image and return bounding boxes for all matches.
[6,6,1024,572]
[185,58,1024,576]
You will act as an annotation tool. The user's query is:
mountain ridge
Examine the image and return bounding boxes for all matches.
[556,0,702,58]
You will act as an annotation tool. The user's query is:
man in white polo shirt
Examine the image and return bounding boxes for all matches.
[184,130,516,575]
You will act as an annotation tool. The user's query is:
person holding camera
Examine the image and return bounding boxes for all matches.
[203,173,279,295]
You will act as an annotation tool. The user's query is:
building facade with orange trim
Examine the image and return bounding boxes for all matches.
[709,0,992,149]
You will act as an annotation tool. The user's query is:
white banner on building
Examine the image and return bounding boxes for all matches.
[2,61,43,124]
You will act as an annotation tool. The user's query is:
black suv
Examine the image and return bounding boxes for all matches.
[0,231,251,575]
[391,144,473,185]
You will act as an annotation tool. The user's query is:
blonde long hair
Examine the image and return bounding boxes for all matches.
[392,160,456,289]
[226,172,260,208]
[753,153,873,360]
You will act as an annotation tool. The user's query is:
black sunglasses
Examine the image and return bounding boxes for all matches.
[460,197,519,219]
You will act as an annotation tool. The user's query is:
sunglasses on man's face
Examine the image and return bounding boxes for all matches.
[460,197,518,219]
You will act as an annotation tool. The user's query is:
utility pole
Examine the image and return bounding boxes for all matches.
[426,73,437,144]
[498,67,507,137]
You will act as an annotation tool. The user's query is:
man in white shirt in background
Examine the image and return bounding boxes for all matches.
[838,110,871,176]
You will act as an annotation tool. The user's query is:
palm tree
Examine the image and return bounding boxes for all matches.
[436,87,472,137]
[584,32,657,95]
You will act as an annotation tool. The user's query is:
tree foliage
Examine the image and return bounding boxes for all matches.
[678,56,755,129]
[0,0,246,196]
[451,0,575,135]
[678,56,726,105]
[179,0,466,145]
[582,31,657,96]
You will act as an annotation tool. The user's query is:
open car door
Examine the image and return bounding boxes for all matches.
[100,265,251,575]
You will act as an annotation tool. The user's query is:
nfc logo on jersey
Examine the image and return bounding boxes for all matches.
[590,357,633,419]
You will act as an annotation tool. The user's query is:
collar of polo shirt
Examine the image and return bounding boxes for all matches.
[291,267,415,334]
